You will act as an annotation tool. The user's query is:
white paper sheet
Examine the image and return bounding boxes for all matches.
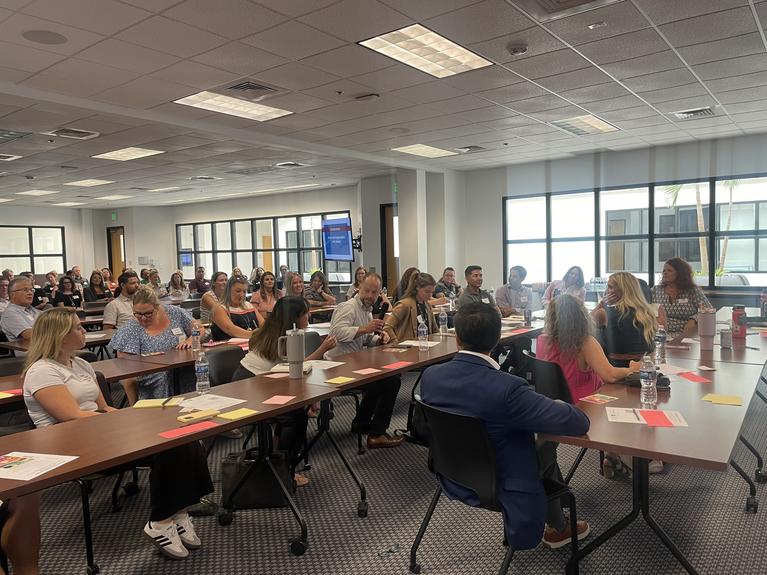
[606,407,643,424]
[179,394,246,411]
[398,340,441,348]
[84,333,104,341]
[659,364,689,375]
[664,411,689,427]
[305,359,345,370]
[680,338,699,344]
[0,452,78,481]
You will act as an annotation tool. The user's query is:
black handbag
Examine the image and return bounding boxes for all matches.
[220,448,292,509]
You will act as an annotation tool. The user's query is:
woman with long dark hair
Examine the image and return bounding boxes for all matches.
[53,275,82,309]
[250,271,281,316]
[83,269,113,302]
[651,257,710,340]
[542,266,586,307]
[210,276,264,341]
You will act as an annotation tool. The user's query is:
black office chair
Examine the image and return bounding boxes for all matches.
[0,357,25,376]
[207,345,246,387]
[409,400,579,575]
[522,350,601,483]
[0,331,14,359]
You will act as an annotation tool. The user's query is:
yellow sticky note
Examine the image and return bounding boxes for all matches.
[325,376,356,385]
[133,398,183,408]
[702,394,743,406]
[0,392,12,399]
[218,408,259,421]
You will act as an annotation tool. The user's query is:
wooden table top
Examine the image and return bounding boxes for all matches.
[80,315,104,326]
[543,360,764,471]
[0,330,115,353]
[666,333,767,367]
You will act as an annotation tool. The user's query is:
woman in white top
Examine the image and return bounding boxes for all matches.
[232,296,336,486]
[167,270,190,300]
[346,266,367,300]
[22,307,213,561]
[200,271,227,324]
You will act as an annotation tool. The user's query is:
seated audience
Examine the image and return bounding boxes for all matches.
[495,265,533,317]
[248,266,265,291]
[200,272,227,324]
[83,269,113,302]
[23,307,213,561]
[392,267,419,304]
[167,270,190,300]
[250,271,281,316]
[188,266,210,294]
[537,294,639,403]
[0,269,12,282]
[110,286,195,400]
[41,271,58,299]
[304,270,337,319]
[0,277,9,315]
[101,268,117,292]
[0,277,40,347]
[147,269,168,299]
[542,266,586,306]
[421,302,591,550]
[70,266,86,291]
[103,271,140,330]
[346,266,367,300]
[210,276,263,341]
[232,296,337,486]
[591,272,657,367]
[18,272,50,311]
[232,267,246,282]
[651,257,711,341]
[53,276,82,309]
[277,265,289,291]
[282,271,305,298]
[457,265,499,313]
[384,272,438,342]
[139,268,150,284]
[433,267,463,301]
[327,273,404,448]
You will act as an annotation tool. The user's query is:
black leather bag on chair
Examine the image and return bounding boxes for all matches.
[220,448,292,509]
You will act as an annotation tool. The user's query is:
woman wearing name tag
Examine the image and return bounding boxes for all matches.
[53,276,82,309]
[384,272,439,343]
[651,257,710,341]
[110,286,195,400]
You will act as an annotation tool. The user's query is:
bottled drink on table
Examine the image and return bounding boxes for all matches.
[653,325,667,365]
[417,319,429,352]
[191,326,201,352]
[639,355,657,406]
[195,351,210,395]
[438,310,448,335]
[448,291,455,311]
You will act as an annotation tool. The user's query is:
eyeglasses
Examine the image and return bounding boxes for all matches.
[12,287,34,293]
[133,309,156,318]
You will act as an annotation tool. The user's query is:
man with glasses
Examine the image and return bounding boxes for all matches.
[0,277,41,349]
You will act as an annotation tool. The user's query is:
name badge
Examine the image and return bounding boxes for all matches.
[481,297,490,304]
[677,298,688,304]
[520,296,528,304]
[171,327,184,336]
[417,314,424,325]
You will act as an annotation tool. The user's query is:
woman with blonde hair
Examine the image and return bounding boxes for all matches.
[167,270,190,300]
[591,272,657,367]
[23,307,213,561]
[210,276,264,341]
[384,272,439,343]
[282,271,305,298]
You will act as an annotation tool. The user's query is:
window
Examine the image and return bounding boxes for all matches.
[0,226,65,274]
[176,211,353,283]
[504,197,547,283]
[600,187,649,282]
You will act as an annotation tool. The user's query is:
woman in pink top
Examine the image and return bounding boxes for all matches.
[536,294,639,402]
[250,271,282,316]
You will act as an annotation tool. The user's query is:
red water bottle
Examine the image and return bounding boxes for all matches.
[732,305,747,339]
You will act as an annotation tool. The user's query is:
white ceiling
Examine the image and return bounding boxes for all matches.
[0,0,766,207]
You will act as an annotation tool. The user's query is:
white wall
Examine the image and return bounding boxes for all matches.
[359,173,396,275]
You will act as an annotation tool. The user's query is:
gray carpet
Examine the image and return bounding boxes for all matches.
[34,372,767,575]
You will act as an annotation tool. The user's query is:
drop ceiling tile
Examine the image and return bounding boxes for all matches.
[639,82,708,103]
[257,92,332,113]
[529,106,588,122]
[76,39,182,75]
[380,0,484,20]
[253,62,340,91]
[119,0,181,10]
[558,82,632,104]
[457,105,519,123]
[252,0,340,18]
[350,64,432,92]
[192,42,289,76]
[622,68,699,93]
[22,0,150,34]
[469,26,566,64]
[298,0,412,43]
[0,39,65,72]
[545,1,649,46]
[243,21,345,61]
[442,66,525,93]
[636,0,750,25]
[509,124,561,137]
[116,16,226,58]
[505,49,591,80]
[511,94,571,114]
[731,111,767,123]
[94,76,195,109]
[602,50,686,80]
[653,96,719,114]
[693,54,767,81]
[716,85,767,105]
[0,13,104,55]
[390,81,466,104]
[599,106,662,122]
[706,70,767,92]
[430,95,491,114]
[617,118,675,131]
[577,28,669,65]
[302,79,380,104]
[676,33,765,66]
[22,58,140,97]
[659,7,757,48]
[149,60,241,90]
[164,0,286,39]
[674,115,737,129]
[477,82,550,104]
[423,0,532,45]
[302,44,393,77]
[536,66,612,92]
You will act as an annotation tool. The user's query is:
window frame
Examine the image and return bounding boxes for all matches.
[0,225,66,275]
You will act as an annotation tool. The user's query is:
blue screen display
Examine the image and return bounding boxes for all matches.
[322,217,354,261]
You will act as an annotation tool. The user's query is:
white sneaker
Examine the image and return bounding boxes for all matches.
[174,512,202,549]
[144,520,189,559]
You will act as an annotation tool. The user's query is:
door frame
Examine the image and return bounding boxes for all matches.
[379,203,398,293]
[106,226,125,277]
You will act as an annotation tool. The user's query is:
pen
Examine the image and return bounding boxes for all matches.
[161,397,174,407]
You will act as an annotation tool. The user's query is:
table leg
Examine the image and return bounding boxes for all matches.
[566,458,699,575]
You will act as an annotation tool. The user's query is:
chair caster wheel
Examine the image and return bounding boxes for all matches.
[217,508,234,526]
[357,501,368,518]
[755,469,767,484]
[87,564,100,575]
[123,482,140,496]
[302,463,312,471]
[746,496,758,513]
[290,538,308,556]
[409,563,421,574]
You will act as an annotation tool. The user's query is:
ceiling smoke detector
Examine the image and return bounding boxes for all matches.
[507,44,529,56]
[671,107,715,120]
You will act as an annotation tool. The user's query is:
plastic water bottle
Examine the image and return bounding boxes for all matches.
[653,325,667,365]
[438,310,448,335]
[639,355,657,406]
[448,291,455,311]
[417,319,429,352]
[191,326,201,352]
[195,352,210,395]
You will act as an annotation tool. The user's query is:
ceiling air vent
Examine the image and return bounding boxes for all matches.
[0,129,29,143]
[274,161,308,168]
[512,0,623,22]
[220,79,281,102]
[455,145,486,154]
[0,154,22,161]
[226,166,275,176]
[42,127,100,140]
[671,107,715,120]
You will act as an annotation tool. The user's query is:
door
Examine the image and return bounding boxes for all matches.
[380,203,398,294]
[107,226,125,277]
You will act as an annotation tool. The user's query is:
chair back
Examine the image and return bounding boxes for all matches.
[94,370,115,408]
[304,330,322,356]
[206,345,246,386]
[0,357,25,376]
[190,291,203,300]
[416,400,500,511]
[522,349,573,403]
[73,350,98,363]
[179,300,199,310]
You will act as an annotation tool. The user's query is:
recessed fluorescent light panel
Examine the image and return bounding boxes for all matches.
[174,91,292,121]
[148,186,181,192]
[15,189,59,196]
[65,179,115,187]
[0,154,22,161]
[165,197,211,204]
[96,195,133,200]
[359,24,492,78]
[53,202,86,206]
[251,183,321,194]
[550,115,619,135]
[391,144,458,158]
[0,198,14,203]
[92,147,165,161]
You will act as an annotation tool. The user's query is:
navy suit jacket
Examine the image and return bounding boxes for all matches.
[421,352,590,550]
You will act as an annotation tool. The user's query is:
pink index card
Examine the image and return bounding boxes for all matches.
[353,368,382,375]
[382,361,413,370]
[637,410,674,427]
[263,395,295,405]
[509,328,531,334]
[159,420,220,438]
[5,389,21,395]
[264,373,290,379]
[679,372,711,383]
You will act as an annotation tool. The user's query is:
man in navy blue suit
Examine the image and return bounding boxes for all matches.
[421,302,591,550]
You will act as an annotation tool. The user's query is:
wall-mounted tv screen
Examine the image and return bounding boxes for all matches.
[322,217,354,262]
